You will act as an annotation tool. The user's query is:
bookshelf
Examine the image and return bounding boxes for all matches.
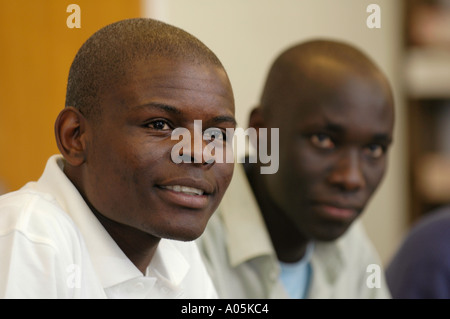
[404,0,450,222]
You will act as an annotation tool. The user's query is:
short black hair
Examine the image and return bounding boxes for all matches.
[65,18,224,119]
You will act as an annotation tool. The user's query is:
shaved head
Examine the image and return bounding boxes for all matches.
[248,38,395,246]
[65,18,224,119]
[259,39,393,120]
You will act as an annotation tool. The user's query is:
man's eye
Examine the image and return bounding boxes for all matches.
[203,128,226,141]
[310,133,335,149]
[364,144,385,159]
[147,120,171,130]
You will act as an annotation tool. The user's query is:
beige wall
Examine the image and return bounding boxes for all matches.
[144,0,409,265]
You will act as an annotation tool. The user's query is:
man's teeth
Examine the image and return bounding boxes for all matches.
[162,185,204,195]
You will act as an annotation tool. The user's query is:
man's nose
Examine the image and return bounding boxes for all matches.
[327,149,366,191]
[173,128,215,167]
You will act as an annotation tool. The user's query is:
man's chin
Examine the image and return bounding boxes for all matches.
[313,224,351,242]
[158,224,207,242]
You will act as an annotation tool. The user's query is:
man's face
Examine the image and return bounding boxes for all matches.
[262,70,394,241]
[82,58,235,241]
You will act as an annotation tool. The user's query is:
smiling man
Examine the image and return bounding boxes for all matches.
[198,39,394,299]
[0,18,235,298]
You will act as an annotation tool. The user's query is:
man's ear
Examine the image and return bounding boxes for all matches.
[248,106,265,131]
[248,106,266,151]
[54,107,87,167]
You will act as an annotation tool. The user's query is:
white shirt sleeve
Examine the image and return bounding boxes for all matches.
[0,191,105,299]
[0,230,73,298]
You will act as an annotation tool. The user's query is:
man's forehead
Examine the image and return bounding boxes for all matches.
[99,58,233,107]
[294,101,394,139]
[129,58,233,96]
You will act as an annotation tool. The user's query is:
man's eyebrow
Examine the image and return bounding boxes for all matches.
[372,133,393,144]
[323,122,345,133]
[323,121,392,143]
[135,102,182,115]
[208,115,237,126]
[135,102,236,125]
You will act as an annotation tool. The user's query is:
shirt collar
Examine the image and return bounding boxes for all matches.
[309,229,347,292]
[303,241,315,263]
[35,155,190,289]
[220,164,276,267]
[147,239,190,287]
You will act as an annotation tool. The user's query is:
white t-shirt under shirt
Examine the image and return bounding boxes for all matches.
[0,155,217,299]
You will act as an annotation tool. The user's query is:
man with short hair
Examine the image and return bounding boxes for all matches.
[0,18,236,298]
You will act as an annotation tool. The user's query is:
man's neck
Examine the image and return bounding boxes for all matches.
[92,209,160,274]
[64,164,160,274]
[243,162,310,263]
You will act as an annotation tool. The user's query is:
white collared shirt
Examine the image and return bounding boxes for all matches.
[197,164,391,299]
[0,155,217,299]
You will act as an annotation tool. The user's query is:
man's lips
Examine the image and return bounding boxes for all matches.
[312,201,361,221]
[157,177,214,194]
[160,185,205,195]
[156,178,214,209]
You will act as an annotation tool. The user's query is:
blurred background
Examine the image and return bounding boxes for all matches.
[1,0,449,267]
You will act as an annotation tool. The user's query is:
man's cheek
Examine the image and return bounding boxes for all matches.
[214,168,233,199]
